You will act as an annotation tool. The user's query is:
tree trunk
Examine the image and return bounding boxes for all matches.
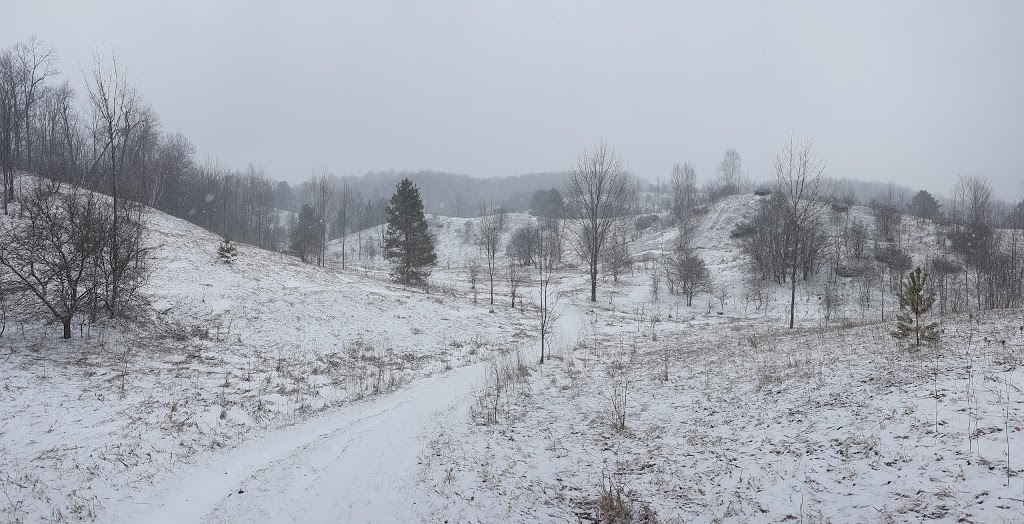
[590,252,598,302]
[540,328,545,364]
[109,138,119,319]
[62,317,72,339]
[789,264,797,329]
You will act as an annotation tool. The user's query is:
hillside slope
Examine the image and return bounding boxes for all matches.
[0,205,530,523]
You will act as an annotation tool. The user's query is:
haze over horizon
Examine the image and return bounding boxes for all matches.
[4,1,1022,197]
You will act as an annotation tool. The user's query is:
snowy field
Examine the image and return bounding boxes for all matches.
[3,195,1024,523]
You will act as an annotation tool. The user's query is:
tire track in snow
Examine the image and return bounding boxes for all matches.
[106,364,482,524]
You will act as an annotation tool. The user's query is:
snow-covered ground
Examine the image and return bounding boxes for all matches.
[0,207,530,523]
[3,193,1024,523]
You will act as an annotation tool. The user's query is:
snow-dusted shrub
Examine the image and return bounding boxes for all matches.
[594,475,636,524]
[470,350,531,425]
[217,236,238,264]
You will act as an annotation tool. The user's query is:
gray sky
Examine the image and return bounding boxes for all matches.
[5,1,1023,197]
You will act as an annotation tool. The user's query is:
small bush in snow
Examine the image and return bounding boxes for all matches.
[218,236,238,264]
[891,267,940,348]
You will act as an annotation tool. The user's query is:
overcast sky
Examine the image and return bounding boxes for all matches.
[4,1,1022,197]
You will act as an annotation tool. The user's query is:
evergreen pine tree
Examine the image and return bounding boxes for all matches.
[891,267,941,347]
[384,179,437,285]
[217,236,238,264]
[907,190,942,221]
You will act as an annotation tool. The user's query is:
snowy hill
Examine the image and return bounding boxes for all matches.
[1,205,531,522]
[4,190,1024,523]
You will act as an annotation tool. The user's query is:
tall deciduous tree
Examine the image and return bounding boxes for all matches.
[0,48,18,214]
[384,178,436,285]
[566,142,637,302]
[774,137,830,329]
[305,169,334,267]
[14,36,58,173]
[86,52,144,318]
[713,148,747,199]
[536,225,561,364]
[290,204,319,263]
[670,161,699,231]
[334,181,353,268]
[476,201,508,304]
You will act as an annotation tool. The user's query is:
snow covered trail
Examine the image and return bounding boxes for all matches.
[104,364,483,524]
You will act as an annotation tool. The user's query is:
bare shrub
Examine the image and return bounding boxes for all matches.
[470,350,531,425]
[608,375,631,431]
[595,474,634,524]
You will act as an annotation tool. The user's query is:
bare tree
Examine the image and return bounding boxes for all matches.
[506,225,539,267]
[153,131,195,211]
[565,142,637,302]
[670,161,700,231]
[713,148,748,199]
[662,239,710,306]
[0,180,106,338]
[536,225,561,364]
[86,52,144,318]
[41,80,84,184]
[774,137,830,329]
[650,266,661,302]
[947,175,993,310]
[539,217,563,267]
[506,255,526,308]
[0,49,19,213]
[14,36,59,173]
[601,226,633,283]
[468,258,481,304]
[335,180,353,268]
[848,219,868,259]
[869,186,904,241]
[476,201,508,305]
[305,169,335,267]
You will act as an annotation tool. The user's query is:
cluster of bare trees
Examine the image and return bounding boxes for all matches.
[0,38,287,254]
[506,225,539,267]
[288,171,390,267]
[662,239,710,306]
[942,175,1024,311]
[2,37,59,213]
[734,141,1023,326]
[0,40,154,339]
[0,179,148,338]
[869,186,904,241]
[734,138,831,327]
[185,163,282,249]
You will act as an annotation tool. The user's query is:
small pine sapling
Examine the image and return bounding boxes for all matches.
[218,236,239,264]
[890,267,940,348]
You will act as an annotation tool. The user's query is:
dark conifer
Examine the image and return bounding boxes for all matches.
[384,179,437,285]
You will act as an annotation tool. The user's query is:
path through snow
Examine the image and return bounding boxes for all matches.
[104,364,483,524]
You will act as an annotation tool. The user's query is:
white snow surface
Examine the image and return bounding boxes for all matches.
[106,364,483,523]
[4,193,1024,523]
